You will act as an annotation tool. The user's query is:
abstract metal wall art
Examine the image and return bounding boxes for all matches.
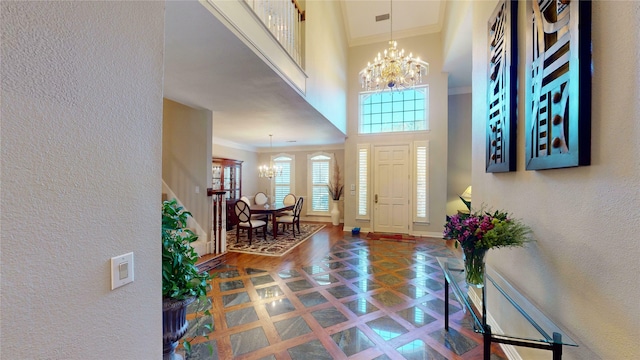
[486,0,518,173]
[525,0,592,170]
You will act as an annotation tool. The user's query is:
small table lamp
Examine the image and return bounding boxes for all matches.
[459,186,472,211]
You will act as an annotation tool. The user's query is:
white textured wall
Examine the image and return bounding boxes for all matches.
[472,1,640,359]
[1,1,164,359]
[304,0,348,134]
[163,99,213,242]
[447,93,472,215]
[441,0,472,89]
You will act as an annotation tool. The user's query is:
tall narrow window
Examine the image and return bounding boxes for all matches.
[414,141,429,223]
[308,153,332,214]
[357,144,370,219]
[273,154,294,205]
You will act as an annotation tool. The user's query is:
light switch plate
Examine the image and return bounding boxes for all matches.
[111,252,134,290]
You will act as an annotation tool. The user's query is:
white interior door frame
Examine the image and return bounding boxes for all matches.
[372,144,410,234]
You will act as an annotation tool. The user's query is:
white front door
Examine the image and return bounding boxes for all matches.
[373,145,409,234]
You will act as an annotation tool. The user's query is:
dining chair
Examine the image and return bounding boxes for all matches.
[254,191,271,222]
[281,193,296,216]
[276,197,303,237]
[238,196,267,222]
[254,192,268,205]
[235,200,267,245]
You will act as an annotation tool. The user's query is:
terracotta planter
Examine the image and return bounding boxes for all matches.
[163,297,195,360]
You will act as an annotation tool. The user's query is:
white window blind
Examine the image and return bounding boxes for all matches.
[273,155,293,205]
[357,144,370,219]
[414,141,429,223]
[309,154,331,213]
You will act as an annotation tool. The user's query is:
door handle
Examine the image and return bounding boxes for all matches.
[375,194,378,203]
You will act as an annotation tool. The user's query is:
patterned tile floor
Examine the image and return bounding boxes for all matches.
[180,234,507,359]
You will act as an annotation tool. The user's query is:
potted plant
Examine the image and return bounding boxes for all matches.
[328,160,344,226]
[162,199,212,359]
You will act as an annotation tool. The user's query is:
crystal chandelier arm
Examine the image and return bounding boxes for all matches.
[359,0,429,91]
[258,134,283,179]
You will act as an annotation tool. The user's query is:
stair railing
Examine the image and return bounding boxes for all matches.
[243,0,305,67]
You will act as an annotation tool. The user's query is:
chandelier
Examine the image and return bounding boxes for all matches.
[359,0,429,91]
[258,134,282,179]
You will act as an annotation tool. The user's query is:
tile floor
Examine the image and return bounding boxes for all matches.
[180,233,507,360]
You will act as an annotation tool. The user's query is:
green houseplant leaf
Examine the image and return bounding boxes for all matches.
[162,199,212,300]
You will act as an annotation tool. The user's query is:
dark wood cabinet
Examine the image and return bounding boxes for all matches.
[210,158,242,229]
[211,158,242,201]
[226,199,239,230]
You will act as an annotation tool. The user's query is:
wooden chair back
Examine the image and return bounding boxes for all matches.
[254,192,268,205]
[235,200,251,223]
[293,197,303,219]
[283,193,296,206]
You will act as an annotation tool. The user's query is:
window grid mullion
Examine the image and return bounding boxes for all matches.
[359,86,429,134]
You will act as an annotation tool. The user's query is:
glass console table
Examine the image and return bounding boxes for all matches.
[436,257,577,360]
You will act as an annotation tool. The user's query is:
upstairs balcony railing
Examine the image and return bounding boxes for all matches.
[243,0,305,67]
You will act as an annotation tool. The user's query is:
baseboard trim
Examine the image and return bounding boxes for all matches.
[342,225,371,234]
[410,231,444,238]
[468,290,522,360]
[339,228,442,238]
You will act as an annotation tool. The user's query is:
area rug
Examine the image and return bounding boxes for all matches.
[226,223,325,257]
[366,232,417,243]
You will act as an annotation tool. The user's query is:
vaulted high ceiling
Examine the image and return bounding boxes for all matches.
[341,0,444,46]
[163,0,471,150]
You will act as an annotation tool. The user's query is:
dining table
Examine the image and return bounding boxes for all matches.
[249,203,295,239]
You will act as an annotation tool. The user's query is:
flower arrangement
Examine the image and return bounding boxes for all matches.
[443,208,532,251]
[328,160,343,201]
[443,208,532,287]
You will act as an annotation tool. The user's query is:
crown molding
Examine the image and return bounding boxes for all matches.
[349,24,442,48]
[212,136,257,152]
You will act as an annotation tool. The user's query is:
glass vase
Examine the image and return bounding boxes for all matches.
[463,248,488,288]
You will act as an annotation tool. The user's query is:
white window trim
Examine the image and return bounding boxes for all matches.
[356,143,370,220]
[272,153,295,204]
[307,152,333,216]
[413,140,429,223]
